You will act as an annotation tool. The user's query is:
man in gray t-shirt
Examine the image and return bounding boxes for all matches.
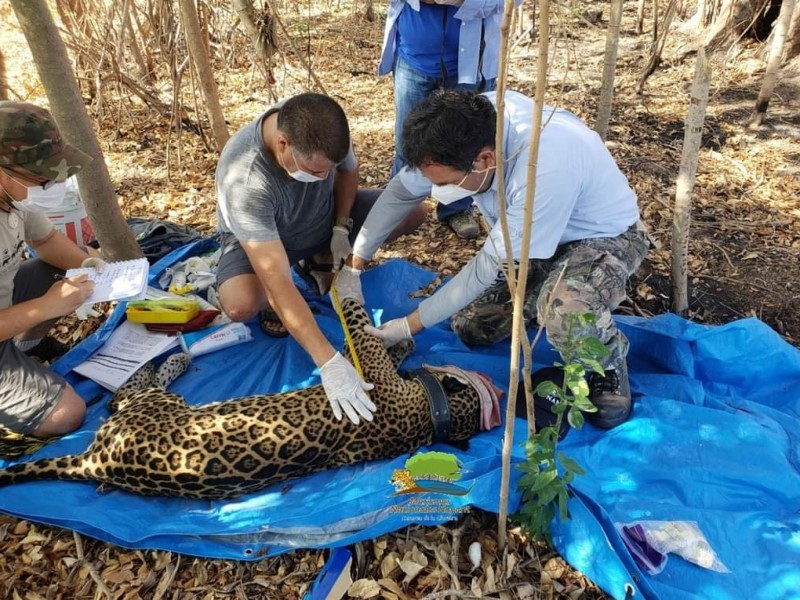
[215,93,424,425]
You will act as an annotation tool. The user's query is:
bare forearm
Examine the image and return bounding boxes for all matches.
[272,287,337,366]
[406,310,424,335]
[347,254,368,270]
[32,230,92,270]
[333,168,359,220]
[351,175,427,263]
[0,298,56,342]
[244,240,339,367]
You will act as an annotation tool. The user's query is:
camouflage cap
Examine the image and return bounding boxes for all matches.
[0,101,92,182]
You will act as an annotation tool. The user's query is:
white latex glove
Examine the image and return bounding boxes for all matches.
[320,352,376,424]
[330,226,352,272]
[364,317,412,348]
[332,265,364,305]
[80,256,107,273]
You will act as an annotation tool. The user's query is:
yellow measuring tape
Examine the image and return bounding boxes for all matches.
[330,271,364,379]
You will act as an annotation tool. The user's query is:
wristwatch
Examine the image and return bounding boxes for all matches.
[334,215,353,232]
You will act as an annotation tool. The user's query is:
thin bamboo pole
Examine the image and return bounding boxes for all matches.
[497,0,551,551]
[671,48,710,315]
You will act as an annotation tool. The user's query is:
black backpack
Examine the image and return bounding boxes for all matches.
[127,218,202,264]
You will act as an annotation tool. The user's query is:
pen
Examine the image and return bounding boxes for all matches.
[54,274,81,287]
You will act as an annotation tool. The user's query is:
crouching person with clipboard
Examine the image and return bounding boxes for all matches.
[0,101,108,450]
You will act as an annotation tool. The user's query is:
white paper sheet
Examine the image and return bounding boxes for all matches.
[65,258,149,304]
[73,321,178,391]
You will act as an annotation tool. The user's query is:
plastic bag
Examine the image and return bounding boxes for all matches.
[157,249,220,295]
[616,520,729,575]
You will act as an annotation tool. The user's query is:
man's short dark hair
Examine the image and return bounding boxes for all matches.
[277,93,350,164]
[402,89,497,172]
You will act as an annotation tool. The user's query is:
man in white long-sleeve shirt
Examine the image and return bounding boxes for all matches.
[338,89,649,429]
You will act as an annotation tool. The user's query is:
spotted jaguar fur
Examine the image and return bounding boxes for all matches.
[0,299,490,499]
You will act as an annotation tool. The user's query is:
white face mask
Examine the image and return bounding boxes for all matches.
[282,146,326,183]
[11,181,67,212]
[431,167,492,205]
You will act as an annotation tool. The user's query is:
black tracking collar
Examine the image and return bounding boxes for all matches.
[409,368,451,443]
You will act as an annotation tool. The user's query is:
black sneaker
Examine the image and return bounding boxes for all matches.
[24,336,72,364]
[587,361,632,429]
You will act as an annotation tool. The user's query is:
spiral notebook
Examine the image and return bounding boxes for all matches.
[65,258,149,304]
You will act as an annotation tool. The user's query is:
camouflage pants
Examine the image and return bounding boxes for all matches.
[451,223,650,369]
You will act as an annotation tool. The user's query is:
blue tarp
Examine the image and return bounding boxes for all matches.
[2,243,800,600]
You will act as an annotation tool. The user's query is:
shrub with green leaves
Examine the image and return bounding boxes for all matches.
[514,313,610,541]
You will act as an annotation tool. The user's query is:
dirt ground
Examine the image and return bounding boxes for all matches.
[1,0,799,598]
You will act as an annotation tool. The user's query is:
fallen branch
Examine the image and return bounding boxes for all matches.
[72,531,112,598]
[421,591,480,600]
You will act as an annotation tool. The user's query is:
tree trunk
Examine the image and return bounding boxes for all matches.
[637,0,676,95]
[749,0,797,128]
[636,0,646,35]
[122,0,155,85]
[784,1,800,61]
[671,49,711,316]
[695,0,708,24]
[0,48,8,100]
[595,0,624,140]
[702,0,769,51]
[177,0,229,151]
[651,0,659,44]
[231,0,278,84]
[262,0,328,94]
[9,0,141,261]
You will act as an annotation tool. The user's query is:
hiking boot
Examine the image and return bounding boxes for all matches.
[24,336,71,364]
[446,211,480,239]
[587,361,632,429]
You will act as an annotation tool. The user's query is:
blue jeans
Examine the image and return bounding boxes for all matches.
[391,55,496,222]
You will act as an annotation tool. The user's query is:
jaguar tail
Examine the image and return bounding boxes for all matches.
[0,455,92,487]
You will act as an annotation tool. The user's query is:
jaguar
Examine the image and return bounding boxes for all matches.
[0,298,500,499]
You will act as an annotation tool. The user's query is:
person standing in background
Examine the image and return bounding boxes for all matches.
[378,0,517,240]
